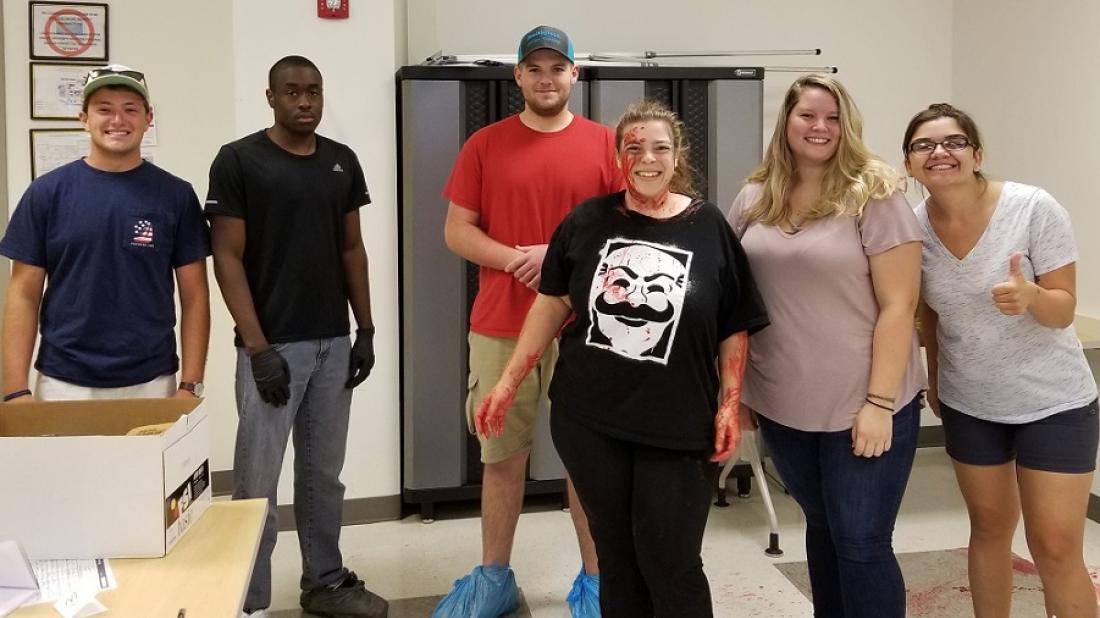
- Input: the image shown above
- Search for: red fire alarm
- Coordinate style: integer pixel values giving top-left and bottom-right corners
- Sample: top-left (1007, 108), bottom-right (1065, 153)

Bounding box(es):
top-left (318, 0), bottom-right (349, 19)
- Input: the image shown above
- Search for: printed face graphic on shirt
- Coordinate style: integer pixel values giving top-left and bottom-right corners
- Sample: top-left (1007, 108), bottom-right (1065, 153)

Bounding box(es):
top-left (587, 239), bottom-right (692, 364)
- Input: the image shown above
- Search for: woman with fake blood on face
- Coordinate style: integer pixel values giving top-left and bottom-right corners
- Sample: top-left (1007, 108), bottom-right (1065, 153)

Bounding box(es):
top-left (475, 100), bottom-right (769, 617)
top-left (726, 74), bottom-right (926, 618)
top-left (904, 103), bottom-right (1098, 618)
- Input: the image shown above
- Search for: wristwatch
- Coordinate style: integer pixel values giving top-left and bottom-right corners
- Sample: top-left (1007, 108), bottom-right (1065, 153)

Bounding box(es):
top-left (178, 381), bottom-right (205, 397)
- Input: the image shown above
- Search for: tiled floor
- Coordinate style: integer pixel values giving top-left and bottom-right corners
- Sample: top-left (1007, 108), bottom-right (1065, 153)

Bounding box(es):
top-left (264, 447), bottom-right (1100, 616)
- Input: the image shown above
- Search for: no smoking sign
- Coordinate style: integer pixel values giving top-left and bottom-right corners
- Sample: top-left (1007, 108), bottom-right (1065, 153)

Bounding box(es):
top-left (30, 2), bottom-right (108, 61)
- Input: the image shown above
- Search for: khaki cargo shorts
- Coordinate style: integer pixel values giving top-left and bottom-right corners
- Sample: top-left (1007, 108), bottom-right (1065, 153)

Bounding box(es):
top-left (466, 331), bottom-right (559, 464)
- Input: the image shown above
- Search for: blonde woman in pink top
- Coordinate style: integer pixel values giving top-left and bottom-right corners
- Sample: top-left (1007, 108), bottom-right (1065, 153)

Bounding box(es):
top-left (727, 74), bottom-right (926, 618)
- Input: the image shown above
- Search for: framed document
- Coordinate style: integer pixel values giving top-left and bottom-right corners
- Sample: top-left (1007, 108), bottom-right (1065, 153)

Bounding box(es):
top-left (30, 128), bottom-right (88, 178)
top-left (30, 62), bottom-right (89, 119)
top-left (29, 2), bottom-right (109, 62)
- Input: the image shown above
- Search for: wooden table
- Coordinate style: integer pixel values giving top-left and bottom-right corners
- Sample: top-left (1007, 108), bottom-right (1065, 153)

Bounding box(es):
top-left (15, 498), bottom-right (266, 617)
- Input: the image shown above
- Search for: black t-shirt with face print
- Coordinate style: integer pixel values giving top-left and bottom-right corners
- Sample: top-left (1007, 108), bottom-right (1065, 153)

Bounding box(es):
top-left (541, 191), bottom-right (769, 451)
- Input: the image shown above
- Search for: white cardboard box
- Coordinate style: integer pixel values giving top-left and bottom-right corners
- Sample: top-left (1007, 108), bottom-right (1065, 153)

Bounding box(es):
top-left (0, 398), bottom-right (212, 559)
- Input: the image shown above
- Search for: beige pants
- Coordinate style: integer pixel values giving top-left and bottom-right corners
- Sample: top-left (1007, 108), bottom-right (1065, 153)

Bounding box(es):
top-left (465, 332), bottom-right (559, 464)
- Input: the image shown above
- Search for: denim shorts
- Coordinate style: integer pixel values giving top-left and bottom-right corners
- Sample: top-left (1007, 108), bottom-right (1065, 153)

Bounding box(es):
top-left (941, 399), bottom-right (1099, 473)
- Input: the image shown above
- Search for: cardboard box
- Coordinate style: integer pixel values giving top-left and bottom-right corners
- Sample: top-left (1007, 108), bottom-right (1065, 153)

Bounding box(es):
top-left (0, 398), bottom-right (212, 559)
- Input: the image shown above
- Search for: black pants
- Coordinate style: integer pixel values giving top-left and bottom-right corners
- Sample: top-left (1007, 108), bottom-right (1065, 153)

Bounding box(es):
top-left (551, 410), bottom-right (716, 618)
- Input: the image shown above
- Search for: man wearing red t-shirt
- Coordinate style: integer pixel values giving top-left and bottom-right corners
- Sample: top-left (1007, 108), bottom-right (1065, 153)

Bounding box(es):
top-left (434, 26), bottom-right (622, 618)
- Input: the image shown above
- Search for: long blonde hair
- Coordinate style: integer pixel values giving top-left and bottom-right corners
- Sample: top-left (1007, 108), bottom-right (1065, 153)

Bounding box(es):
top-left (745, 74), bottom-right (901, 225)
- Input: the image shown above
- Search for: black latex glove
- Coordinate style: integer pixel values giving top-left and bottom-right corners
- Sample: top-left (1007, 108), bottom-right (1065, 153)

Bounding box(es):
top-left (346, 327), bottom-right (375, 388)
top-left (250, 347), bottom-right (290, 407)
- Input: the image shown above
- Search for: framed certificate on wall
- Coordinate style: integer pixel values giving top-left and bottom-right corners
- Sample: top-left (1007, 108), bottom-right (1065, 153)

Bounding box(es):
top-left (30, 62), bottom-right (89, 119)
top-left (30, 128), bottom-right (88, 178)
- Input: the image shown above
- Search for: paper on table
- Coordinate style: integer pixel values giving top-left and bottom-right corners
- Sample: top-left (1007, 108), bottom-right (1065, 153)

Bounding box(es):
top-left (0, 538), bottom-right (38, 616)
top-left (28, 559), bottom-right (115, 607)
top-left (53, 592), bottom-right (106, 618)
top-left (0, 589), bottom-right (39, 617)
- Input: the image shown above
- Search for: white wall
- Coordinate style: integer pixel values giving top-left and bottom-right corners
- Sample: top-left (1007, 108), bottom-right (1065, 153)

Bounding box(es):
top-left (3, 0), bottom-right (234, 211)
top-left (228, 1), bottom-right (402, 502)
top-left (953, 0), bottom-right (1100, 490)
top-left (411, 0), bottom-right (954, 183)
top-left (394, 0), bottom-right (410, 67)
top-left (953, 0), bottom-right (1100, 317)
top-left (951, 0), bottom-right (1100, 490)
top-left (3, 0), bottom-right (402, 503)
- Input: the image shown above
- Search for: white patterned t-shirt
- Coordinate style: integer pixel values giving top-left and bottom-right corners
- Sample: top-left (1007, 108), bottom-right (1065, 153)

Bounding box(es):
top-left (917, 181), bottom-right (1097, 422)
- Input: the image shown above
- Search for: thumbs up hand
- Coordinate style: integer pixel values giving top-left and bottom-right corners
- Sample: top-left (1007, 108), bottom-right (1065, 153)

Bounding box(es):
top-left (991, 251), bottom-right (1039, 315)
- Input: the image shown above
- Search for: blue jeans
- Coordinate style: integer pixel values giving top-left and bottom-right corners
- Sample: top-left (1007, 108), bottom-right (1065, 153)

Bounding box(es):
top-left (757, 396), bottom-right (921, 618)
top-left (233, 337), bottom-right (353, 611)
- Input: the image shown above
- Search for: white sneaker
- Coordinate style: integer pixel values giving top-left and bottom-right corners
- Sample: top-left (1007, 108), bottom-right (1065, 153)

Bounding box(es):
top-left (240, 610), bottom-right (266, 618)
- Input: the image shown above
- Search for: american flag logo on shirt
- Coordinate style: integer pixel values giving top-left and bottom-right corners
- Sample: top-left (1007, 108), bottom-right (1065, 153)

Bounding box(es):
top-left (132, 219), bottom-right (155, 247)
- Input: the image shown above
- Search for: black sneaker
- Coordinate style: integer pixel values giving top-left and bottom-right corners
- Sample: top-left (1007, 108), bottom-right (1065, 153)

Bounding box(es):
top-left (300, 571), bottom-right (389, 618)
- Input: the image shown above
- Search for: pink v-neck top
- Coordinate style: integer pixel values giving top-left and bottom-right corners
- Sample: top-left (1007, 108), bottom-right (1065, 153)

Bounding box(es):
top-left (728, 183), bottom-right (927, 431)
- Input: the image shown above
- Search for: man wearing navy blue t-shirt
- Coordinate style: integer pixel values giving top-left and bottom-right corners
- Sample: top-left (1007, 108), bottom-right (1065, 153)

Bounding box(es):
top-left (0, 65), bottom-right (210, 403)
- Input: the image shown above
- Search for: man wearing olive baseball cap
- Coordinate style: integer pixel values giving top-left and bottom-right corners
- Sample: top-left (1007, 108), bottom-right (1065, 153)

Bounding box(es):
top-left (81, 64), bottom-right (151, 104)
top-left (0, 64), bottom-right (210, 404)
top-left (433, 25), bottom-right (619, 618)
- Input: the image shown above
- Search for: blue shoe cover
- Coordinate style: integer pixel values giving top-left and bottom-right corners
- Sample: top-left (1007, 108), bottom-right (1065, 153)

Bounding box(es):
top-left (432, 564), bottom-right (519, 618)
top-left (566, 566), bottom-right (600, 618)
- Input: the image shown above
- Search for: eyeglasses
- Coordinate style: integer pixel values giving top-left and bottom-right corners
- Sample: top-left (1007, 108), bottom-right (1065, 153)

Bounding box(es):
top-left (907, 135), bottom-right (972, 155)
top-left (84, 68), bottom-right (146, 85)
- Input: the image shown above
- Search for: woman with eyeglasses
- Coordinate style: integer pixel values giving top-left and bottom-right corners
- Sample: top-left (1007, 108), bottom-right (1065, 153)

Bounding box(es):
top-left (904, 103), bottom-right (1098, 618)
top-left (727, 74), bottom-right (926, 618)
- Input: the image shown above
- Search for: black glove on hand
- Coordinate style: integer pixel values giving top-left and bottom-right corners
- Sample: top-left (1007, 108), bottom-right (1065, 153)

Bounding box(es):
top-left (250, 347), bottom-right (290, 407)
top-left (346, 327), bottom-right (375, 388)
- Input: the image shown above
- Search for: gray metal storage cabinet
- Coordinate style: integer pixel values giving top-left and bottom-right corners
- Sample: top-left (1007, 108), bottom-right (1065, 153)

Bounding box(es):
top-left (397, 64), bottom-right (763, 520)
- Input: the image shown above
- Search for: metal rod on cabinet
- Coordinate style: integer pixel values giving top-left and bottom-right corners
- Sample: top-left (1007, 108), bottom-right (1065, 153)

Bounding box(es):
top-left (764, 66), bottom-right (838, 73)
top-left (423, 48), bottom-right (825, 66)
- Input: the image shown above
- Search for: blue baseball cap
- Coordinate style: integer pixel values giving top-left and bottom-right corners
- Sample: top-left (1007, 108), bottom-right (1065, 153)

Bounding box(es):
top-left (517, 25), bottom-right (574, 63)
